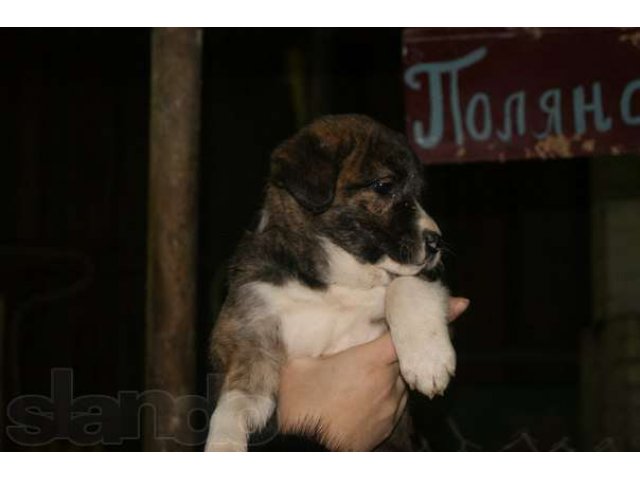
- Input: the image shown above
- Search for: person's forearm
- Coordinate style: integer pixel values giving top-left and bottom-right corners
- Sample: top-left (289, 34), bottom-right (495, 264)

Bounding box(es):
top-left (248, 414), bottom-right (329, 451)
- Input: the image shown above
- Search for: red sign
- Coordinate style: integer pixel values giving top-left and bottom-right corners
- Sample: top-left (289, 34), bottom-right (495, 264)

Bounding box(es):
top-left (403, 28), bottom-right (640, 164)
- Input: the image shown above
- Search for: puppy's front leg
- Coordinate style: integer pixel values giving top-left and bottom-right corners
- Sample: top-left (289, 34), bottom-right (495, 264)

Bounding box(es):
top-left (385, 277), bottom-right (455, 398)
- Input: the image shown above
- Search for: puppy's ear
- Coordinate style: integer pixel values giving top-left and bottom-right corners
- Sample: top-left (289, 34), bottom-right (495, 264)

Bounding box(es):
top-left (270, 130), bottom-right (348, 214)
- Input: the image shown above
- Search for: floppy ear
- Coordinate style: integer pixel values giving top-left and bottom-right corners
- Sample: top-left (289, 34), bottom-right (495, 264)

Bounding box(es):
top-left (270, 130), bottom-right (347, 214)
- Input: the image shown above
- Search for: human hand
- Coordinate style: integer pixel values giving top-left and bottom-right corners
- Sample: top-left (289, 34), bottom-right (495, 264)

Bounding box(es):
top-left (278, 331), bottom-right (403, 451)
top-left (277, 296), bottom-right (469, 451)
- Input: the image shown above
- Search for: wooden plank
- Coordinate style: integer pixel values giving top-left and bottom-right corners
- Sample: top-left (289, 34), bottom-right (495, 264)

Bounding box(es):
top-left (145, 27), bottom-right (202, 451)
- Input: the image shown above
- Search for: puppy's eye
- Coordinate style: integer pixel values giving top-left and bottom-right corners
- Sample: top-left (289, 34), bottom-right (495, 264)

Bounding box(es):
top-left (370, 179), bottom-right (394, 195)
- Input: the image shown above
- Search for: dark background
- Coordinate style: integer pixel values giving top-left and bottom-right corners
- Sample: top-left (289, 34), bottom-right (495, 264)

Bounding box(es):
top-left (1, 28), bottom-right (592, 451)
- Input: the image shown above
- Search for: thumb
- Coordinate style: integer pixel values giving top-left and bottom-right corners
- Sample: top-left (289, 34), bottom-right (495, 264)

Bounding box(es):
top-left (355, 332), bottom-right (398, 365)
top-left (448, 297), bottom-right (470, 323)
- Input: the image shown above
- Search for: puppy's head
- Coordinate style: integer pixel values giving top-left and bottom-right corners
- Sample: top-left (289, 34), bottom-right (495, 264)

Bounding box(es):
top-left (270, 114), bottom-right (442, 276)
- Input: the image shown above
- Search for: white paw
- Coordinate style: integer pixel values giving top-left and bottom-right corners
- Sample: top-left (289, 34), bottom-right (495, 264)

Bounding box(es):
top-left (205, 439), bottom-right (247, 452)
top-left (398, 332), bottom-right (456, 398)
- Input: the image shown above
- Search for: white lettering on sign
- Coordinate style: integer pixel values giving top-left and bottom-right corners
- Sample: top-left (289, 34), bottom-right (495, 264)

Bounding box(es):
top-left (621, 79), bottom-right (640, 126)
top-left (496, 91), bottom-right (526, 141)
top-left (572, 82), bottom-right (612, 134)
top-left (405, 47), bottom-right (640, 150)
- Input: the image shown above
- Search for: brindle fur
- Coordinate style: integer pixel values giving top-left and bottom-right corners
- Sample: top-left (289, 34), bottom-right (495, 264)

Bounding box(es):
top-left (209, 114), bottom-right (442, 451)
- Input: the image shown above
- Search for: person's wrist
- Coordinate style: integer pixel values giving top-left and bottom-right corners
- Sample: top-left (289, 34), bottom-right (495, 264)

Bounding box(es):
top-left (280, 414), bottom-right (340, 450)
top-left (278, 358), bottom-right (349, 450)
top-left (278, 359), bottom-right (322, 433)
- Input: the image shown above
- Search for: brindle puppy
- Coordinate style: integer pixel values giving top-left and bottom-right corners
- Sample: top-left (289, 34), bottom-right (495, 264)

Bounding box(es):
top-left (205, 114), bottom-right (454, 451)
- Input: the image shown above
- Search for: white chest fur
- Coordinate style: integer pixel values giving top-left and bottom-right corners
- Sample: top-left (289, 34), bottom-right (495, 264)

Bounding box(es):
top-left (252, 281), bottom-right (389, 357)
top-left (251, 239), bottom-right (398, 357)
top-left (205, 239), bottom-right (456, 451)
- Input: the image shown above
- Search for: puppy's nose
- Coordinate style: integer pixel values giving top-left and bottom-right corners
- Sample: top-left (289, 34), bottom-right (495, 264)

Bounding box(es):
top-left (424, 230), bottom-right (442, 255)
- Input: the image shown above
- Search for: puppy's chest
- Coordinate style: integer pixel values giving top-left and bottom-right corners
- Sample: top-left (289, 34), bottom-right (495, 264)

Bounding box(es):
top-left (253, 282), bottom-right (388, 357)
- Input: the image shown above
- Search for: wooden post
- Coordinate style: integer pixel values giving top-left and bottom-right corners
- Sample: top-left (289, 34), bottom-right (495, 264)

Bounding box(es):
top-left (582, 156), bottom-right (640, 450)
top-left (145, 27), bottom-right (202, 451)
top-left (0, 297), bottom-right (4, 450)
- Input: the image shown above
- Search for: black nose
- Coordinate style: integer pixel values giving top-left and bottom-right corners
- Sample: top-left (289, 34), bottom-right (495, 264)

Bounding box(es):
top-left (424, 231), bottom-right (442, 254)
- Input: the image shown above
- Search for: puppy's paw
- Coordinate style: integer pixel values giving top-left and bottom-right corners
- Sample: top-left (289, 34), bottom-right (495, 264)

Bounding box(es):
top-left (205, 439), bottom-right (247, 452)
top-left (398, 333), bottom-right (456, 398)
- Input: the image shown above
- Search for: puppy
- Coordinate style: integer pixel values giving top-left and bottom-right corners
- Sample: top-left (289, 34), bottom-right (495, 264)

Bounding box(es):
top-left (205, 114), bottom-right (454, 451)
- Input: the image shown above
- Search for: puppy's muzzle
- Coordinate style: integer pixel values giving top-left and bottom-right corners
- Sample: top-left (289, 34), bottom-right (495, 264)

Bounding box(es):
top-left (423, 230), bottom-right (442, 256)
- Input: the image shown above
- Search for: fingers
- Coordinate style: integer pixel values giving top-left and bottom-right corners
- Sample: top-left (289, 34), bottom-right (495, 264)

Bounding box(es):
top-left (448, 297), bottom-right (470, 323)
top-left (355, 332), bottom-right (398, 365)
top-left (386, 376), bottom-right (407, 425)
top-left (394, 375), bottom-right (405, 396)
top-left (393, 388), bottom-right (408, 423)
